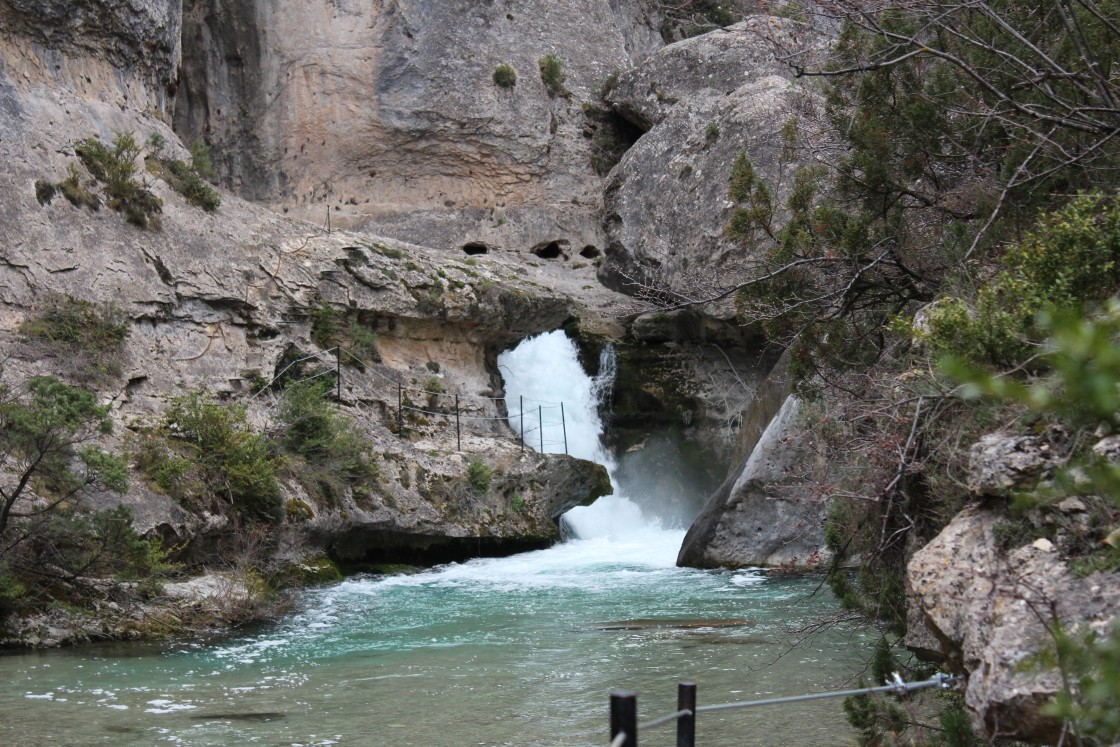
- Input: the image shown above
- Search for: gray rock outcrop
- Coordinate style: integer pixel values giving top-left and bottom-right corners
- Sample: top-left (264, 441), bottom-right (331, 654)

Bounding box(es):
top-left (908, 506), bottom-right (1120, 743)
top-left (678, 388), bottom-right (830, 569)
top-left (600, 17), bottom-right (823, 304)
top-left (0, 5), bottom-right (619, 580)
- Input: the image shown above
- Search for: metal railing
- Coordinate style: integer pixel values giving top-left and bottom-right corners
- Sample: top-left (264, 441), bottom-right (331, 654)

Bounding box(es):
top-left (245, 345), bottom-right (570, 454)
top-left (608, 673), bottom-right (962, 747)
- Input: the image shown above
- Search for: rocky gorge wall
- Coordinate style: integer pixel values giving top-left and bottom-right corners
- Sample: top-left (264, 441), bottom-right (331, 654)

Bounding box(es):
top-left (174, 0), bottom-right (663, 258)
top-left (0, 0), bottom-right (811, 645)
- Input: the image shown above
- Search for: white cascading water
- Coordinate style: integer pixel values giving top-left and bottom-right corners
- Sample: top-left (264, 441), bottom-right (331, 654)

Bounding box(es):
top-left (498, 330), bottom-right (677, 547)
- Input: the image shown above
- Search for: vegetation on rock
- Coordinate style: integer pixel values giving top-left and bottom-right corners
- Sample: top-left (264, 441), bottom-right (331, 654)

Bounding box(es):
top-left (492, 63), bottom-right (517, 88)
top-left (537, 53), bottom-right (567, 96)
top-left (74, 132), bottom-right (162, 228)
top-left (19, 294), bottom-right (130, 387)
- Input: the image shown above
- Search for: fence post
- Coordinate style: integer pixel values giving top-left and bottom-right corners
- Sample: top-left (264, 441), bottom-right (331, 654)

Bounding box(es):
top-left (610, 691), bottom-right (637, 747)
top-left (335, 347), bottom-right (341, 402)
top-left (538, 405), bottom-right (544, 453)
top-left (561, 402), bottom-right (568, 455)
top-left (520, 395), bottom-right (525, 453)
top-left (327, 205), bottom-right (331, 234)
top-left (455, 394), bottom-right (461, 452)
top-left (397, 383), bottom-right (403, 438)
top-left (677, 682), bottom-right (696, 747)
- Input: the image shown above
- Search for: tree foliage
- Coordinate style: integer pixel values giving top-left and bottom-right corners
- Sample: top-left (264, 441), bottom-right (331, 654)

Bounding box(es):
top-left (0, 373), bottom-right (151, 612)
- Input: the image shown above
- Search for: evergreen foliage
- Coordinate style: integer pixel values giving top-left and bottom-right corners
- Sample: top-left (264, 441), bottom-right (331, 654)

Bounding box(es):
top-left (492, 63), bottom-right (517, 88)
top-left (20, 294), bottom-right (130, 387)
top-left (137, 389), bottom-right (284, 523)
top-left (75, 132), bottom-right (163, 228)
top-left (538, 53), bottom-right (566, 96)
top-left (0, 373), bottom-right (154, 614)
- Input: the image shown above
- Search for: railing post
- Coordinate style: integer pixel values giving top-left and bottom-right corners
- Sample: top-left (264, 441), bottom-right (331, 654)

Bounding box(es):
top-left (677, 682), bottom-right (696, 747)
top-left (397, 383), bottom-right (403, 438)
top-left (520, 395), bottom-right (525, 452)
top-left (538, 405), bottom-right (544, 452)
top-left (561, 402), bottom-right (568, 455)
top-left (610, 691), bottom-right (637, 747)
top-left (335, 346), bottom-right (341, 402)
top-left (455, 394), bottom-right (461, 451)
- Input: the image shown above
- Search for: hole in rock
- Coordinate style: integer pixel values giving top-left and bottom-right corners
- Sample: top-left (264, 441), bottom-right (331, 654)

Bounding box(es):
top-left (462, 242), bottom-right (492, 256)
top-left (579, 245), bottom-right (601, 259)
top-left (530, 240), bottom-right (567, 259)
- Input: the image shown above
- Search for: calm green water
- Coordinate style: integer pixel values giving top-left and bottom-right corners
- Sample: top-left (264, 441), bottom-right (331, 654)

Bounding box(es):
top-left (0, 521), bottom-right (868, 747)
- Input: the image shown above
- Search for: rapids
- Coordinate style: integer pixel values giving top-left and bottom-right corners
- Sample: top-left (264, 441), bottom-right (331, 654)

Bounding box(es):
top-left (0, 331), bottom-right (868, 746)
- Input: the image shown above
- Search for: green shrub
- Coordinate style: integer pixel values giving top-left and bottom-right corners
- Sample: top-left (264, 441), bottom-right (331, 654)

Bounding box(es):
top-left (274, 378), bottom-right (379, 505)
top-left (75, 132), bottom-right (162, 229)
top-left (925, 193), bottom-right (1120, 367)
top-left (147, 138), bottom-right (220, 212)
top-left (57, 163), bottom-right (100, 210)
top-left (538, 53), bottom-right (566, 95)
top-left (493, 63), bottom-right (517, 88)
top-left (705, 121), bottom-right (720, 143)
top-left (166, 158), bottom-right (220, 211)
top-left (19, 295), bottom-right (130, 386)
top-left (467, 457), bottom-right (492, 494)
top-left (138, 389), bottom-right (283, 522)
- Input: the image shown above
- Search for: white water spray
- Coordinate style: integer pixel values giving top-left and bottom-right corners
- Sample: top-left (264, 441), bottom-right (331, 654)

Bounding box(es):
top-left (498, 331), bottom-right (677, 544)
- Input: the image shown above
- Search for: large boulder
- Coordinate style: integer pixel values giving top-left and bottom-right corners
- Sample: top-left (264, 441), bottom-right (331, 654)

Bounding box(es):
top-left (908, 507), bottom-right (1120, 743)
top-left (600, 16), bottom-right (824, 305)
top-left (678, 393), bottom-right (830, 569)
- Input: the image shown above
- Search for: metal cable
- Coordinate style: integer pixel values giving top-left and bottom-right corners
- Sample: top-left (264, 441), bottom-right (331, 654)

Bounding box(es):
top-left (638, 709), bottom-right (692, 731)
top-left (694, 674), bottom-right (961, 715)
top-left (607, 733), bottom-right (627, 747)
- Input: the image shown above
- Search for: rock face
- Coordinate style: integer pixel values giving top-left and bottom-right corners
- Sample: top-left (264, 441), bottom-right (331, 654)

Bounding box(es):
top-left (967, 433), bottom-right (1057, 499)
top-left (677, 371), bottom-right (830, 569)
top-left (908, 507), bottom-right (1120, 743)
top-left (0, 0), bottom-right (181, 111)
top-left (0, 5), bottom-right (619, 580)
top-left (174, 0), bottom-right (662, 257)
top-left (600, 17), bottom-right (822, 303)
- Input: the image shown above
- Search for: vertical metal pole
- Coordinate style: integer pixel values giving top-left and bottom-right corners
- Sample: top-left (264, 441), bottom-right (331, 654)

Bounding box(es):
top-left (561, 402), bottom-right (568, 455)
top-left (397, 383), bottom-right (403, 438)
top-left (455, 394), bottom-right (461, 452)
top-left (327, 205), bottom-right (331, 234)
top-left (520, 395), bottom-right (525, 452)
top-left (335, 346), bottom-right (341, 401)
top-left (610, 691), bottom-right (637, 747)
top-left (677, 682), bottom-right (696, 747)
top-left (538, 405), bottom-right (544, 453)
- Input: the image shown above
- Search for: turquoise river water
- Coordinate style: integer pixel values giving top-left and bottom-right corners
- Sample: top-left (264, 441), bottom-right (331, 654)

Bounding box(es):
top-left (0, 332), bottom-right (871, 746)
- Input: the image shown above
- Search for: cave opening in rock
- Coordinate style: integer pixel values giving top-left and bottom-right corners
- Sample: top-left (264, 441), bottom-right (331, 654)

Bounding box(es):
top-left (530, 240), bottom-right (566, 259)
top-left (579, 245), bottom-right (601, 259)
top-left (462, 242), bottom-right (491, 255)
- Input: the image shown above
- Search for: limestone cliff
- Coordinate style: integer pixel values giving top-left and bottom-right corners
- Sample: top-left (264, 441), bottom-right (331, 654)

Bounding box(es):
top-left (0, 0), bottom-right (621, 600)
top-left (174, 0), bottom-right (662, 258)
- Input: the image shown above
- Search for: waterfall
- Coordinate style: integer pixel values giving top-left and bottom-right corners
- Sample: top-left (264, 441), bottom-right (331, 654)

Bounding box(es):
top-left (498, 331), bottom-right (666, 542)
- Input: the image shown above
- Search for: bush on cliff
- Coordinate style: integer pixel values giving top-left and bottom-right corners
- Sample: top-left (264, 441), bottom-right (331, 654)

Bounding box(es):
top-left (136, 389), bottom-right (284, 523)
top-left (19, 294), bottom-right (130, 387)
top-left (75, 132), bottom-right (163, 229)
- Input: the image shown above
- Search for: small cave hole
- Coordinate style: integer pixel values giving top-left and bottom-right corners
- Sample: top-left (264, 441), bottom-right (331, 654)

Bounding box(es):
top-left (462, 242), bottom-right (492, 256)
top-left (579, 245), bottom-right (601, 259)
top-left (530, 240), bottom-right (567, 259)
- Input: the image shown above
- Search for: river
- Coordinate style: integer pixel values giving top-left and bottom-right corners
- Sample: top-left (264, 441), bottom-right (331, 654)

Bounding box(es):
top-left (0, 332), bottom-right (868, 746)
